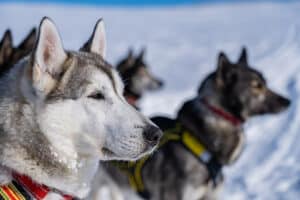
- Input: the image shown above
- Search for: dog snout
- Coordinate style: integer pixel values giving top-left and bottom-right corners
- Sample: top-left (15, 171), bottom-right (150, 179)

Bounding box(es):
top-left (143, 125), bottom-right (162, 145)
top-left (266, 92), bottom-right (291, 114)
top-left (157, 79), bottom-right (164, 88)
top-left (277, 95), bottom-right (291, 109)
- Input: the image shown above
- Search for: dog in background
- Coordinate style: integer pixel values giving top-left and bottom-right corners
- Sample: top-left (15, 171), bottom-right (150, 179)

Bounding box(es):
top-left (105, 48), bottom-right (290, 200)
top-left (116, 48), bottom-right (164, 107)
top-left (0, 28), bottom-right (36, 74)
top-left (0, 17), bottom-right (161, 199)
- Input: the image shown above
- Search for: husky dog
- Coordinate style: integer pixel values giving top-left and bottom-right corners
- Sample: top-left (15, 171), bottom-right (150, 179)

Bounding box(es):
top-left (0, 28), bottom-right (36, 74)
top-left (86, 48), bottom-right (164, 200)
top-left (116, 48), bottom-right (164, 106)
top-left (106, 48), bottom-right (290, 200)
top-left (0, 17), bottom-right (161, 199)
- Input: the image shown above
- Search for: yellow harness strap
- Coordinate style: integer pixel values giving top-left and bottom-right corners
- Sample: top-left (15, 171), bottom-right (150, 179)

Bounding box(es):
top-left (181, 131), bottom-right (212, 162)
top-left (117, 124), bottom-right (211, 194)
top-left (127, 157), bottom-right (148, 192)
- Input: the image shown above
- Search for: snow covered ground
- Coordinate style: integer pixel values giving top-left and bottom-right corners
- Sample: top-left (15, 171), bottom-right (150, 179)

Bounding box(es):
top-left (0, 2), bottom-right (299, 199)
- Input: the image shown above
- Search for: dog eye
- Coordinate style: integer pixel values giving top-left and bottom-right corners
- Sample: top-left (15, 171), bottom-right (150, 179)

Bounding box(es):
top-left (251, 81), bottom-right (263, 89)
top-left (88, 92), bottom-right (105, 100)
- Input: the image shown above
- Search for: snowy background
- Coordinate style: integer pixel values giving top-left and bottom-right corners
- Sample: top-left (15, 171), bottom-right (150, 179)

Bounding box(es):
top-left (0, 1), bottom-right (299, 199)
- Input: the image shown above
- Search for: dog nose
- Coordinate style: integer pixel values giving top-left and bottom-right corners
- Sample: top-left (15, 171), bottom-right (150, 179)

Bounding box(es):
top-left (157, 80), bottom-right (164, 87)
top-left (278, 96), bottom-right (291, 108)
top-left (143, 125), bottom-right (162, 145)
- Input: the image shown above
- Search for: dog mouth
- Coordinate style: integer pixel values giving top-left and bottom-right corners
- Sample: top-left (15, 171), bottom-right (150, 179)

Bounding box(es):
top-left (101, 147), bottom-right (117, 158)
top-left (101, 144), bottom-right (156, 161)
top-left (101, 146), bottom-right (141, 161)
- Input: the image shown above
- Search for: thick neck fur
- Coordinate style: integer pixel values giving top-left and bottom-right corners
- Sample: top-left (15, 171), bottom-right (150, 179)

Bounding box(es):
top-left (0, 59), bottom-right (98, 198)
top-left (178, 73), bottom-right (245, 165)
top-left (198, 73), bottom-right (238, 117)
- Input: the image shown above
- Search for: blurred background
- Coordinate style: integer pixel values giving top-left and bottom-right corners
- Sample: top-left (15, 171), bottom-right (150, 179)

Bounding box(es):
top-left (0, 0), bottom-right (299, 199)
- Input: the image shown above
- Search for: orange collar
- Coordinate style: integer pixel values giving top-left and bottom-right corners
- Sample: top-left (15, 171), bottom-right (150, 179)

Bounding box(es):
top-left (200, 98), bottom-right (243, 126)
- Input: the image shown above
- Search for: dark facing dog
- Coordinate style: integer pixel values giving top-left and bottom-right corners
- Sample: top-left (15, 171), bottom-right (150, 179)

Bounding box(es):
top-left (0, 28), bottom-right (36, 75)
top-left (116, 48), bottom-right (164, 106)
top-left (106, 48), bottom-right (290, 200)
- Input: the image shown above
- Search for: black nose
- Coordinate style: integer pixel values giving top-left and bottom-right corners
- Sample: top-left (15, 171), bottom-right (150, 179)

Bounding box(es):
top-left (157, 79), bottom-right (164, 88)
top-left (278, 96), bottom-right (291, 108)
top-left (143, 125), bottom-right (162, 145)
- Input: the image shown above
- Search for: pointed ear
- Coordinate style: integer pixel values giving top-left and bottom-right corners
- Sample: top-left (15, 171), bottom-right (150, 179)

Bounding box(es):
top-left (217, 52), bottom-right (230, 70)
top-left (136, 47), bottom-right (146, 60)
top-left (126, 48), bottom-right (135, 65)
top-left (31, 17), bottom-right (67, 96)
top-left (0, 29), bottom-right (13, 64)
top-left (116, 48), bottom-right (135, 73)
top-left (216, 52), bottom-right (234, 85)
top-left (18, 27), bottom-right (36, 51)
top-left (81, 19), bottom-right (106, 58)
top-left (127, 48), bottom-right (133, 59)
top-left (238, 46), bottom-right (248, 65)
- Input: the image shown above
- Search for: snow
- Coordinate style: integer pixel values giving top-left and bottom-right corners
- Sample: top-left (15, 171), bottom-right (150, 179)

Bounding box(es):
top-left (0, 2), bottom-right (299, 199)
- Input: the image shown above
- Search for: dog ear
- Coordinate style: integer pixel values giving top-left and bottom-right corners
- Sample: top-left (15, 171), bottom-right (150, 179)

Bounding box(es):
top-left (116, 48), bottom-right (135, 73)
top-left (217, 51), bottom-right (230, 71)
top-left (127, 48), bottom-right (134, 59)
top-left (126, 48), bottom-right (135, 65)
top-left (238, 47), bottom-right (248, 65)
top-left (136, 47), bottom-right (146, 61)
top-left (0, 29), bottom-right (13, 65)
top-left (31, 17), bottom-right (67, 96)
top-left (81, 19), bottom-right (106, 58)
top-left (18, 27), bottom-right (36, 52)
top-left (216, 52), bottom-right (235, 86)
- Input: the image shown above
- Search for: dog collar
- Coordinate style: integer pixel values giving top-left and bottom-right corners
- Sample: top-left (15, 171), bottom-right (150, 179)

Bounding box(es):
top-left (0, 172), bottom-right (74, 200)
top-left (200, 98), bottom-right (243, 126)
top-left (124, 90), bottom-right (141, 107)
top-left (125, 94), bottom-right (139, 106)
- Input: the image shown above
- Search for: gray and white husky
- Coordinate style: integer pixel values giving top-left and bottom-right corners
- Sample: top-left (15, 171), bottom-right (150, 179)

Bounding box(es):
top-left (0, 17), bottom-right (161, 199)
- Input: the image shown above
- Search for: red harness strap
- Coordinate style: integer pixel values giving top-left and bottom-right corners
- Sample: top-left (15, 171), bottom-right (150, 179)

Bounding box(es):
top-left (12, 173), bottom-right (74, 200)
top-left (200, 98), bottom-right (243, 126)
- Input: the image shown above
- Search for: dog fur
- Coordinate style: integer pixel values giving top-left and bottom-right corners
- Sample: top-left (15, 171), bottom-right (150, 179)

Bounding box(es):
top-left (105, 48), bottom-right (290, 200)
top-left (0, 17), bottom-right (161, 199)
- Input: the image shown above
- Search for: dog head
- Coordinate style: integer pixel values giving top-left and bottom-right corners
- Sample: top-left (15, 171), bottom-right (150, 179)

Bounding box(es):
top-left (116, 48), bottom-right (164, 97)
top-left (201, 48), bottom-right (290, 120)
top-left (0, 28), bottom-right (36, 73)
top-left (21, 18), bottom-right (162, 162)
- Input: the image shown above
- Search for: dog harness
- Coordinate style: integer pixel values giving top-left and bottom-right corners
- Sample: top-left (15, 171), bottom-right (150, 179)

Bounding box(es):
top-left (114, 123), bottom-right (220, 199)
top-left (115, 98), bottom-right (241, 199)
top-left (0, 173), bottom-right (74, 200)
